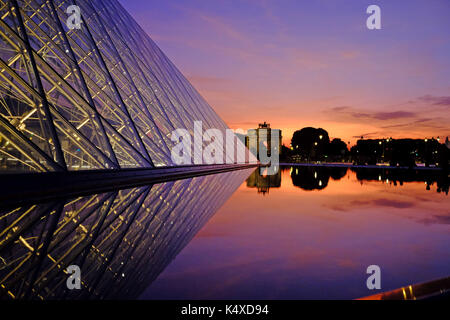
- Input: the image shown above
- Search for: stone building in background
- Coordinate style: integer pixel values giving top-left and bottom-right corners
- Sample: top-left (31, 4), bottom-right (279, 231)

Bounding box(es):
top-left (245, 122), bottom-right (282, 160)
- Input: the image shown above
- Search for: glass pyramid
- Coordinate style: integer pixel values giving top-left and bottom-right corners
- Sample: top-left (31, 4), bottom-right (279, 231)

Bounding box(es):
top-left (0, 0), bottom-right (247, 172)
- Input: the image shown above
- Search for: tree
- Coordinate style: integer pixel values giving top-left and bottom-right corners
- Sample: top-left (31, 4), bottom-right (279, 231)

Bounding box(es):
top-left (280, 144), bottom-right (292, 161)
top-left (291, 127), bottom-right (329, 161)
top-left (327, 138), bottom-right (348, 161)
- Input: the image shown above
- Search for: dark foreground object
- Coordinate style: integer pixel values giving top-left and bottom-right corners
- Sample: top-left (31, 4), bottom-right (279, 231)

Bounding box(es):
top-left (359, 276), bottom-right (450, 300)
top-left (0, 164), bottom-right (257, 208)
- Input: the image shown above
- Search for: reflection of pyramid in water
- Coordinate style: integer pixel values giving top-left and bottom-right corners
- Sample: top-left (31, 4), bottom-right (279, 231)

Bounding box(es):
top-left (0, 0), bottom-right (236, 172)
top-left (0, 168), bottom-right (253, 299)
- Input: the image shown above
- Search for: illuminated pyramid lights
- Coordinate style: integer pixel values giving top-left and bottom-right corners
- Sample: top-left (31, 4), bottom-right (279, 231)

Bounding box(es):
top-left (0, 0), bottom-right (245, 172)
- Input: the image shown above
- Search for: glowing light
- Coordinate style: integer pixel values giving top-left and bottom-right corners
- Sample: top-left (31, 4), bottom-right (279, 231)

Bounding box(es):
top-left (20, 109), bottom-right (37, 123)
top-left (76, 118), bottom-right (90, 130)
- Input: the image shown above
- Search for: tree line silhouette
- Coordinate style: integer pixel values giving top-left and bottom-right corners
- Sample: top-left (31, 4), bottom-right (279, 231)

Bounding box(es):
top-left (282, 127), bottom-right (449, 171)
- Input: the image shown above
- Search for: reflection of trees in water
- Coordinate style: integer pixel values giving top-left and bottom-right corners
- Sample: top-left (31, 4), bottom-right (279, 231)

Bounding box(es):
top-left (352, 168), bottom-right (449, 195)
top-left (290, 166), bottom-right (347, 191)
top-left (285, 165), bottom-right (449, 194)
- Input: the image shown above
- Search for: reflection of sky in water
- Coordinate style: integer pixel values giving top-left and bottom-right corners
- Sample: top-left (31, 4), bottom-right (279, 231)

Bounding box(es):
top-left (141, 167), bottom-right (449, 299)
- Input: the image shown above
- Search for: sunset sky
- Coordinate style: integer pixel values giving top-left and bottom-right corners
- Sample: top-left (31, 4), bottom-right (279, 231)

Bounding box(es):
top-left (119, 0), bottom-right (450, 146)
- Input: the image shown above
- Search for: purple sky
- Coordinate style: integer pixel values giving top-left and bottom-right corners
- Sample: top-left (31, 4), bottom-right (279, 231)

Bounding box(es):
top-left (119, 0), bottom-right (450, 145)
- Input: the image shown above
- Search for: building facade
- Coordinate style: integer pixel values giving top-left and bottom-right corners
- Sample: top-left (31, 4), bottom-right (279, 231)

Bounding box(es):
top-left (245, 122), bottom-right (282, 160)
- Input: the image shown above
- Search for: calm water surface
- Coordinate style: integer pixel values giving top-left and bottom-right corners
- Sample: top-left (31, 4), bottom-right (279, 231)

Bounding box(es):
top-left (1, 166), bottom-right (448, 299)
top-left (141, 166), bottom-right (449, 299)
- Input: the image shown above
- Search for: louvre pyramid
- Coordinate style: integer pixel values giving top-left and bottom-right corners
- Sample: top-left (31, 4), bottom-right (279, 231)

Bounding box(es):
top-left (0, 0), bottom-right (244, 172)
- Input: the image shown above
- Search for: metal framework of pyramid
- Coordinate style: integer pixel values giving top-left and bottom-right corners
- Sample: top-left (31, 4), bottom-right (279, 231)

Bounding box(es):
top-left (0, 0), bottom-right (239, 172)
